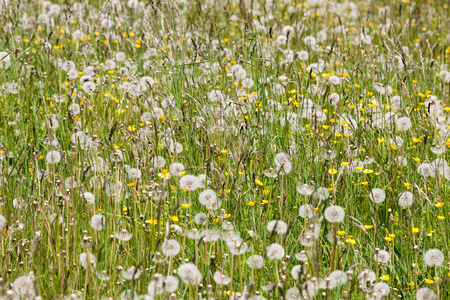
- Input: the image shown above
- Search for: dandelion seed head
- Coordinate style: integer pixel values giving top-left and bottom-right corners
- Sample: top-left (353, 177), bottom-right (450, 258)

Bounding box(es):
top-left (266, 243), bottom-right (285, 260)
top-left (313, 187), bottom-right (330, 200)
top-left (13, 276), bottom-right (35, 297)
top-left (416, 287), bottom-right (437, 300)
top-left (83, 192), bottom-right (95, 205)
top-left (424, 249), bottom-right (444, 267)
top-left (0, 214), bottom-right (6, 230)
top-left (198, 189), bottom-right (218, 208)
top-left (194, 212), bottom-right (208, 225)
top-left (122, 266), bottom-right (142, 281)
top-left (161, 239), bottom-right (181, 257)
top-left (213, 271), bottom-right (231, 285)
top-left (398, 191), bottom-right (414, 208)
top-left (328, 75), bottom-right (341, 85)
top-left (179, 174), bottom-right (199, 191)
top-left (82, 81), bottom-right (96, 94)
top-left (152, 156), bottom-right (166, 168)
top-left (46, 150), bottom-right (61, 164)
top-left (369, 188), bottom-right (386, 204)
top-left (177, 263), bottom-right (202, 285)
top-left (90, 214), bottom-right (105, 231)
top-left (372, 282), bottom-right (390, 297)
top-left (324, 205), bottom-right (345, 223)
top-left (396, 116), bottom-right (412, 131)
top-left (358, 269), bottom-right (376, 284)
top-left (169, 162), bottom-right (185, 176)
top-left (115, 229), bottom-right (133, 241)
top-left (127, 168), bottom-right (141, 179)
top-left (246, 255), bottom-right (265, 269)
top-left (285, 287), bottom-right (301, 299)
top-left (298, 204), bottom-right (316, 219)
top-left (327, 270), bottom-right (347, 289)
top-left (291, 265), bottom-right (303, 280)
top-left (375, 250), bottom-right (390, 263)
top-left (266, 220), bottom-right (288, 235)
top-left (79, 252), bottom-right (96, 269)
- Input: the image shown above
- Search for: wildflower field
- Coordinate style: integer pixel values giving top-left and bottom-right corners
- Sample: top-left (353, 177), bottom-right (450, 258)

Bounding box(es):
top-left (2, 0), bottom-right (450, 298)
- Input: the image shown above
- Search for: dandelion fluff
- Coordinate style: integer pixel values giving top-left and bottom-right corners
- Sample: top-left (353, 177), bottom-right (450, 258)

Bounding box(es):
top-left (46, 150), bottom-right (61, 164)
top-left (90, 214), bottom-right (105, 231)
top-left (152, 156), bottom-right (166, 168)
top-left (424, 249), bottom-right (444, 267)
top-left (83, 192), bottom-right (95, 205)
top-left (198, 189), bottom-right (218, 207)
top-left (297, 183), bottom-right (315, 196)
top-left (79, 252), bottom-right (96, 269)
top-left (177, 263), bottom-right (202, 285)
top-left (299, 204), bottom-right (316, 219)
top-left (0, 214), bottom-right (6, 230)
top-left (169, 162), bottom-right (185, 176)
top-left (374, 250), bottom-right (390, 263)
top-left (179, 175), bottom-right (199, 191)
top-left (416, 288), bottom-right (437, 300)
top-left (213, 272), bottom-right (231, 285)
top-left (327, 270), bottom-right (347, 289)
top-left (266, 243), bottom-right (285, 260)
top-left (373, 282), bottom-right (390, 297)
top-left (357, 269), bottom-right (376, 284)
top-left (324, 205), bottom-right (345, 223)
top-left (266, 220), bottom-right (288, 235)
top-left (246, 255), bottom-right (265, 269)
top-left (13, 276), bottom-right (35, 297)
top-left (127, 168), bottom-right (141, 179)
top-left (313, 187), bottom-right (329, 200)
top-left (161, 239), bottom-right (181, 257)
top-left (369, 188), bottom-right (386, 204)
top-left (398, 191), bottom-right (414, 208)
top-left (396, 116), bottom-right (412, 131)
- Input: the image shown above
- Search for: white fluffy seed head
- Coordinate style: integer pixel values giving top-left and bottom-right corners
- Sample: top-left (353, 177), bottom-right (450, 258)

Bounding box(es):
top-left (152, 156), bottom-right (166, 168)
top-left (198, 189), bottom-right (218, 208)
top-left (266, 220), bottom-right (288, 235)
top-left (328, 93), bottom-right (340, 105)
top-left (213, 271), bottom-right (231, 285)
top-left (396, 116), bottom-right (412, 131)
top-left (298, 204), bottom-right (316, 219)
top-left (0, 214), bottom-right (7, 230)
top-left (13, 276), bottom-right (35, 297)
top-left (373, 282), bottom-right (390, 297)
top-left (169, 162), bottom-right (185, 176)
top-left (79, 252), bottom-right (96, 269)
top-left (161, 239), bottom-right (181, 257)
top-left (83, 192), bottom-right (95, 205)
top-left (369, 188), bottom-right (386, 204)
top-left (374, 250), bottom-right (390, 263)
top-left (398, 191), bottom-right (414, 208)
top-left (46, 150), bottom-right (61, 164)
top-left (266, 243), bottom-right (285, 260)
top-left (357, 269), bottom-right (376, 284)
top-left (127, 168), bottom-right (141, 179)
top-left (90, 214), bottom-right (105, 231)
top-left (246, 255), bottom-right (265, 269)
top-left (324, 205), bottom-right (345, 223)
top-left (424, 249), bottom-right (444, 267)
top-left (297, 184), bottom-right (315, 196)
top-left (179, 175), bottom-right (199, 191)
top-left (327, 270), bottom-right (347, 289)
top-left (177, 263), bottom-right (202, 285)
top-left (416, 287), bottom-right (437, 300)
top-left (313, 187), bottom-right (329, 200)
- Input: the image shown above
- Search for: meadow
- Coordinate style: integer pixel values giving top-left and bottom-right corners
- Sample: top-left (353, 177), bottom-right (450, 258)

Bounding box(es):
top-left (0, 0), bottom-right (449, 299)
